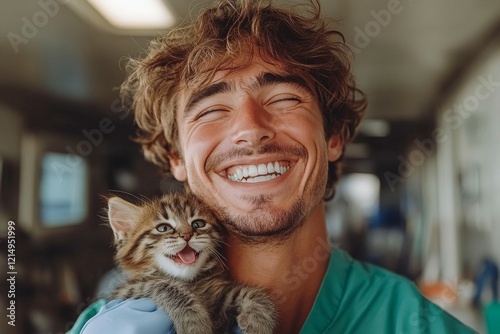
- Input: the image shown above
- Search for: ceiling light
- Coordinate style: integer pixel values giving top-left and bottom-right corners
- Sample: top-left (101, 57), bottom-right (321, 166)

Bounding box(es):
top-left (86, 0), bottom-right (175, 30)
top-left (359, 119), bottom-right (391, 137)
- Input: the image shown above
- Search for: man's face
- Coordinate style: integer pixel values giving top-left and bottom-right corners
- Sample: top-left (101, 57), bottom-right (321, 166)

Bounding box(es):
top-left (169, 55), bottom-right (342, 241)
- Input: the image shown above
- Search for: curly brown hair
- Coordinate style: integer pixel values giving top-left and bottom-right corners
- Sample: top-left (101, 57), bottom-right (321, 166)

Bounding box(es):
top-left (121, 0), bottom-right (366, 200)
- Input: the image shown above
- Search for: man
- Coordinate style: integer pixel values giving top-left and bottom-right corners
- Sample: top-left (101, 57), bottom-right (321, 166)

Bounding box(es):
top-left (70, 0), bottom-right (476, 333)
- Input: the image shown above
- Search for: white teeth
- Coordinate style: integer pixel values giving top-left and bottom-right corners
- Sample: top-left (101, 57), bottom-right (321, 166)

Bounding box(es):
top-left (247, 176), bottom-right (267, 183)
top-left (248, 165), bottom-right (259, 176)
top-left (227, 161), bottom-right (290, 183)
top-left (258, 164), bottom-right (267, 175)
top-left (267, 162), bottom-right (274, 173)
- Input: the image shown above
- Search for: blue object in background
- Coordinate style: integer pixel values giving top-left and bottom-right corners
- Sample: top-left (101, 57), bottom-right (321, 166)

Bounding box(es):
top-left (473, 258), bottom-right (498, 306)
top-left (472, 258), bottom-right (499, 334)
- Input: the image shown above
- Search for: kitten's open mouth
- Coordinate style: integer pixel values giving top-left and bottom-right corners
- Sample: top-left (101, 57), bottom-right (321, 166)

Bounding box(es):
top-left (169, 245), bottom-right (199, 265)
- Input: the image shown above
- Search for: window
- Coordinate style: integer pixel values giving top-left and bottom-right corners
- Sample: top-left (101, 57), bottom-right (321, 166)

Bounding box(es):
top-left (39, 152), bottom-right (88, 227)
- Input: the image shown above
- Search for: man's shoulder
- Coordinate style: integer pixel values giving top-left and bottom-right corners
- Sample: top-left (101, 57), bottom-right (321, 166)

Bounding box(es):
top-left (306, 248), bottom-right (477, 333)
top-left (326, 248), bottom-right (423, 308)
top-left (336, 248), bottom-right (417, 291)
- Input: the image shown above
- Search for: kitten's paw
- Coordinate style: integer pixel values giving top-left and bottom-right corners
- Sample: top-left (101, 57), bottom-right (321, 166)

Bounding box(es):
top-left (169, 305), bottom-right (214, 334)
top-left (235, 288), bottom-right (276, 334)
top-left (237, 313), bottom-right (275, 334)
top-left (236, 307), bottom-right (275, 334)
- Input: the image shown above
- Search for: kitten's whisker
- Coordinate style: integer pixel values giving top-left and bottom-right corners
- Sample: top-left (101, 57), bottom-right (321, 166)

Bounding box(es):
top-left (206, 245), bottom-right (228, 270)
top-left (214, 255), bottom-right (228, 271)
top-left (212, 238), bottom-right (230, 248)
top-left (97, 213), bottom-right (109, 222)
top-left (209, 247), bottom-right (227, 262)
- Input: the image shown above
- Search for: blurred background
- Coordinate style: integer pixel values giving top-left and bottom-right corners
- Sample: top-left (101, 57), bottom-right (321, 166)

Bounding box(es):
top-left (1, 0), bottom-right (499, 333)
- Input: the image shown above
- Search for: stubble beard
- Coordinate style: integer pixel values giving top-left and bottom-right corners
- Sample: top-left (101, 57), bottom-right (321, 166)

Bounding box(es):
top-left (214, 195), bottom-right (308, 245)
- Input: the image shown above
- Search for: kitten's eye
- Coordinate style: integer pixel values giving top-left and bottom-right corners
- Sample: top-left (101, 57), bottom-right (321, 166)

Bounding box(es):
top-left (156, 223), bottom-right (173, 233)
top-left (191, 220), bottom-right (206, 229)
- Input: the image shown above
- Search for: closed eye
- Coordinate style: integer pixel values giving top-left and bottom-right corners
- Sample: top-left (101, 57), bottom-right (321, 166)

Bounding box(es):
top-left (268, 95), bottom-right (302, 109)
top-left (194, 107), bottom-right (228, 121)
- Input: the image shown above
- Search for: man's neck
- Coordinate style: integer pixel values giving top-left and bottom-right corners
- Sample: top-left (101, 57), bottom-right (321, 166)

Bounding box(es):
top-left (224, 203), bottom-right (331, 334)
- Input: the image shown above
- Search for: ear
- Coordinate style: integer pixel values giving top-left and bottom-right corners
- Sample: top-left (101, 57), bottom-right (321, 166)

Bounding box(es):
top-left (168, 153), bottom-right (187, 181)
top-left (107, 197), bottom-right (141, 242)
top-left (327, 135), bottom-right (343, 162)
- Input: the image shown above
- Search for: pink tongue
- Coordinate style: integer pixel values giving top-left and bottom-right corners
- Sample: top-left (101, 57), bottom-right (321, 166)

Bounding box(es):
top-left (177, 246), bottom-right (196, 264)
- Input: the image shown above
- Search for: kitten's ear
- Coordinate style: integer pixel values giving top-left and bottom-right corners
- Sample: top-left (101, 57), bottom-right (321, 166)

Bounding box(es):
top-left (107, 197), bottom-right (140, 241)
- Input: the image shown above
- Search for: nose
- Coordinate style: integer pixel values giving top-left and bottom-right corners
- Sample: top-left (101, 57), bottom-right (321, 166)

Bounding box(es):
top-left (180, 232), bottom-right (192, 241)
top-left (231, 99), bottom-right (275, 146)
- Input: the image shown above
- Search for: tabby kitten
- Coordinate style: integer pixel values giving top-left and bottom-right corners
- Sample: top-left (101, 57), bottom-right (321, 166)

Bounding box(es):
top-left (107, 192), bottom-right (276, 334)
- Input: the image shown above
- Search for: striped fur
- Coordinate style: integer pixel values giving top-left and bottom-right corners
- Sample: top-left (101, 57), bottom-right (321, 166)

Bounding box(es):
top-left (107, 193), bottom-right (276, 334)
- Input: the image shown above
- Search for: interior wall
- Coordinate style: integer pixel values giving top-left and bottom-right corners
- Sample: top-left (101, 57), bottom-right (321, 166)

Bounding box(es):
top-left (401, 35), bottom-right (500, 289)
top-left (436, 40), bottom-right (500, 276)
top-left (0, 105), bottom-right (22, 160)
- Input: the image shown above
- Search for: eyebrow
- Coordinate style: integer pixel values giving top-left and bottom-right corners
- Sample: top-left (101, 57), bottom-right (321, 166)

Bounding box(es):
top-left (184, 82), bottom-right (232, 117)
top-left (183, 72), bottom-right (313, 118)
top-left (253, 72), bottom-right (313, 95)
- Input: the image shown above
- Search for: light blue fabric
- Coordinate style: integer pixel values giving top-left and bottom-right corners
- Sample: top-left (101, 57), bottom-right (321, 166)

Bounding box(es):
top-left (80, 299), bottom-right (175, 334)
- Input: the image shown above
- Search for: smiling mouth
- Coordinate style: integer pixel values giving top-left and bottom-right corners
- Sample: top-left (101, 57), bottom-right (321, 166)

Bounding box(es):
top-left (226, 161), bottom-right (290, 183)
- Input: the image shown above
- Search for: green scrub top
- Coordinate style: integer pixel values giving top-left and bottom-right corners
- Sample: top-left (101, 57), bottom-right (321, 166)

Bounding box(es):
top-left (300, 249), bottom-right (477, 333)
